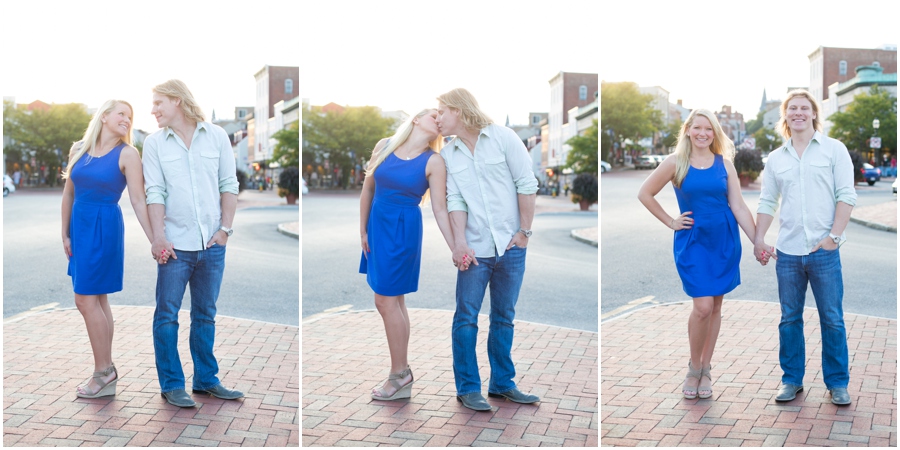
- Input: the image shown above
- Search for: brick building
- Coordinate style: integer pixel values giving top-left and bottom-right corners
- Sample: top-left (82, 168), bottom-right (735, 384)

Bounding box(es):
top-left (253, 65), bottom-right (299, 167)
top-left (547, 71), bottom-right (598, 169)
top-left (808, 45), bottom-right (897, 108)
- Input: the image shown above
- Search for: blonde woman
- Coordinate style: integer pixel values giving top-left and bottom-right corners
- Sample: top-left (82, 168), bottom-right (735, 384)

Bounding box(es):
top-left (359, 109), bottom-right (455, 401)
top-left (61, 100), bottom-right (154, 398)
top-left (638, 109), bottom-right (757, 400)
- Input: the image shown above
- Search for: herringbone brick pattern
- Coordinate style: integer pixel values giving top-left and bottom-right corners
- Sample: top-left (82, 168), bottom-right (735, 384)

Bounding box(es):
top-left (601, 301), bottom-right (897, 446)
top-left (3, 306), bottom-right (299, 446)
top-left (302, 309), bottom-right (598, 446)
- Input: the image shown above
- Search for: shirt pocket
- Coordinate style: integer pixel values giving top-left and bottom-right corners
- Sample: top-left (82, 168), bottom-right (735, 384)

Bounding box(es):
top-left (484, 157), bottom-right (509, 180)
top-left (448, 162), bottom-right (473, 187)
top-left (160, 152), bottom-right (184, 180)
top-left (775, 163), bottom-right (797, 190)
top-left (808, 157), bottom-right (833, 185)
top-left (200, 150), bottom-right (220, 178)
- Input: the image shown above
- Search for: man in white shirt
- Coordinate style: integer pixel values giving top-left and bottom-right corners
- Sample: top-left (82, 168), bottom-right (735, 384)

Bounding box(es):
top-left (143, 80), bottom-right (242, 408)
top-left (436, 88), bottom-right (540, 411)
top-left (754, 89), bottom-right (856, 406)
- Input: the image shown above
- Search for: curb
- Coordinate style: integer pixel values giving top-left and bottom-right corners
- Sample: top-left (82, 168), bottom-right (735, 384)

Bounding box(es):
top-left (849, 216), bottom-right (897, 232)
top-left (277, 222), bottom-right (299, 239)
top-left (570, 229), bottom-right (598, 247)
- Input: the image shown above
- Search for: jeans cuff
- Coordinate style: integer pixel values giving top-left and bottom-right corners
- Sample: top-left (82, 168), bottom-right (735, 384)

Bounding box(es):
top-left (456, 389), bottom-right (481, 396)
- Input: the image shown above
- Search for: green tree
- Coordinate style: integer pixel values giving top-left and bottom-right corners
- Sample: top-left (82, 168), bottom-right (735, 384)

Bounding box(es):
top-left (753, 126), bottom-right (783, 154)
top-left (3, 101), bottom-right (91, 186)
top-left (744, 110), bottom-right (766, 135)
top-left (565, 119), bottom-right (598, 175)
top-left (303, 105), bottom-right (398, 189)
top-left (660, 117), bottom-right (682, 150)
top-left (271, 121), bottom-right (299, 168)
top-left (829, 85), bottom-right (897, 162)
top-left (600, 81), bottom-right (662, 163)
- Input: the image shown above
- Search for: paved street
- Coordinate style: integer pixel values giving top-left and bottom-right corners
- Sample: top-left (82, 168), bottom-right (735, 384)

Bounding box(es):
top-left (302, 191), bottom-right (598, 332)
top-left (601, 169), bottom-right (897, 321)
top-left (3, 188), bottom-right (299, 326)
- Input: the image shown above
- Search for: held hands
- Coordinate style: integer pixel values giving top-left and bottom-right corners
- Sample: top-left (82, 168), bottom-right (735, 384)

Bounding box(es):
top-left (452, 245), bottom-right (478, 271)
top-left (753, 240), bottom-right (777, 266)
top-left (670, 212), bottom-right (694, 231)
top-left (151, 238), bottom-right (176, 265)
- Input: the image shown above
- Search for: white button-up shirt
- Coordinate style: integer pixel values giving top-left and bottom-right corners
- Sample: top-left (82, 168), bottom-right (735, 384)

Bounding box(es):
top-left (757, 131), bottom-right (857, 256)
top-left (143, 122), bottom-right (239, 251)
top-left (443, 124), bottom-right (538, 258)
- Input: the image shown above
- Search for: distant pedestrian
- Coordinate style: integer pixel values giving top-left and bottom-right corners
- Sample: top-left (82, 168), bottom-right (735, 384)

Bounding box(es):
top-left (359, 108), bottom-right (455, 401)
top-left (143, 79), bottom-right (243, 408)
top-left (437, 88), bottom-right (541, 411)
top-left (13, 170), bottom-right (20, 187)
top-left (638, 109), bottom-right (758, 400)
top-left (564, 183), bottom-right (570, 197)
top-left (61, 99), bottom-right (155, 398)
top-left (754, 89), bottom-right (856, 406)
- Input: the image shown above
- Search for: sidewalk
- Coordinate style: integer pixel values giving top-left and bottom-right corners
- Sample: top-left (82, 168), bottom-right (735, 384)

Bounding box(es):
top-left (601, 301), bottom-right (897, 446)
top-left (237, 188), bottom-right (299, 239)
top-left (851, 200), bottom-right (897, 232)
top-left (302, 308), bottom-right (598, 446)
top-left (3, 306), bottom-right (299, 446)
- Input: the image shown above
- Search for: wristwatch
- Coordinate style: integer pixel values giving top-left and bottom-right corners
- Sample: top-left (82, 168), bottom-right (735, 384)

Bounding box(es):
top-left (220, 226), bottom-right (234, 236)
top-left (518, 228), bottom-right (532, 238)
top-left (829, 233), bottom-right (843, 246)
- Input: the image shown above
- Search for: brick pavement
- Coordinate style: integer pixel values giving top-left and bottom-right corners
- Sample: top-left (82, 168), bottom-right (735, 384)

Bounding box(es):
top-left (302, 309), bottom-right (598, 446)
top-left (851, 200), bottom-right (897, 232)
top-left (3, 306), bottom-right (299, 446)
top-left (601, 301), bottom-right (897, 447)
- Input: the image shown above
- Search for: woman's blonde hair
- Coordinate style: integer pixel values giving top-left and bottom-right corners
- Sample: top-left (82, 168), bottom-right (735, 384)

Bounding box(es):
top-left (776, 89), bottom-right (822, 139)
top-left (672, 109), bottom-right (734, 188)
top-left (63, 99), bottom-right (133, 179)
top-left (365, 109), bottom-right (443, 177)
top-left (152, 79), bottom-right (205, 124)
top-left (437, 88), bottom-right (493, 132)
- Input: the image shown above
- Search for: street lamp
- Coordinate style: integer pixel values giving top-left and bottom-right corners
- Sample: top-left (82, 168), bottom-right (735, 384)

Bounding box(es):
top-left (872, 118), bottom-right (881, 169)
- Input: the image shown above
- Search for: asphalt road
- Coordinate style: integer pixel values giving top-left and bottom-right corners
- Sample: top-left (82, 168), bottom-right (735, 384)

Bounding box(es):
top-left (3, 189), bottom-right (299, 326)
top-left (301, 191), bottom-right (599, 332)
top-left (600, 169), bottom-right (898, 321)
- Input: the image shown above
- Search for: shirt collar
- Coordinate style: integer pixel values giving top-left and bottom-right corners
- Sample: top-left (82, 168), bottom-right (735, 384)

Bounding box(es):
top-left (164, 121), bottom-right (207, 138)
top-left (450, 125), bottom-right (491, 152)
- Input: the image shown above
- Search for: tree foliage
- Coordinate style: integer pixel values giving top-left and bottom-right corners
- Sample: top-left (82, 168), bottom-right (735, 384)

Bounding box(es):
top-left (828, 85), bottom-right (897, 158)
top-left (302, 105), bottom-right (398, 188)
top-left (600, 82), bottom-right (662, 160)
top-left (272, 121), bottom-right (299, 168)
top-left (744, 110), bottom-right (766, 136)
top-left (565, 119), bottom-right (598, 175)
top-left (753, 126), bottom-right (783, 154)
top-left (3, 100), bottom-right (91, 185)
top-left (660, 117), bottom-right (682, 150)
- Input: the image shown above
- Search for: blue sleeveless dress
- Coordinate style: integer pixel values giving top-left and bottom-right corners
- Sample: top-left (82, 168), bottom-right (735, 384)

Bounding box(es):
top-left (359, 148), bottom-right (434, 296)
top-left (672, 154), bottom-right (741, 297)
top-left (67, 143), bottom-right (128, 295)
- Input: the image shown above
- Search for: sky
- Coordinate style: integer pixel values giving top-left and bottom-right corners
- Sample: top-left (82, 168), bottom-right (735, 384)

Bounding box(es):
top-left (1, 0), bottom-right (301, 134)
top-left (598, 2), bottom-right (896, 123)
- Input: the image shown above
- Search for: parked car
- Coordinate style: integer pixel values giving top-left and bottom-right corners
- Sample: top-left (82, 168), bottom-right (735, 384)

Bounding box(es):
top-left (600, 161), bottom-right (611, 173)
top-left (3, 174), bottom-right (15, 197)
top-left (652, 155), bottom-right (667, 165)
top-left (301, 178), bottom-right (309, 195)
top-left (862, 163), bottom-right (881, 186)
top-left (893, 179), bottom-right (897, 194)
top-left (635, 155), bottom-right (657, 170)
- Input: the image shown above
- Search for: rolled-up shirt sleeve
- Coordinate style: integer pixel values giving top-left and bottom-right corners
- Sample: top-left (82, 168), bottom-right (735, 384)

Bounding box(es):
top-left (757, 157), bottom-right (780, 216)
top-left (503, 129), bottom-right (538, 195)
top-left (142, 135), bottom-right (167, 205)
top-left (215, 128), bottom-right (240, 195)
top-left (833, 142), bottom-right (857, 206)
top-left (443, 151), bottom-right (468, 213)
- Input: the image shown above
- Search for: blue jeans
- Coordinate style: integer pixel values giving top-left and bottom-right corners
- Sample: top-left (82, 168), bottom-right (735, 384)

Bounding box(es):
top-left (776, 248), bottom-right (849, 389)
top-left (452, 246), bottom-right (526, 396)
top-left (153, 244), bottom-right (226, 393)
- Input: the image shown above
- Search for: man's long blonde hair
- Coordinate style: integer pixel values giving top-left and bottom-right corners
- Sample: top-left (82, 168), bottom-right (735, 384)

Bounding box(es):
top-left (63, 99), bottom-right (133, 179)
top-left (437, 88), bottom-right (493, 132)
top-left (153, 79), bottom-right (205, 124)
top-left (672, 109), bottom-right (734, 188)
top-left (776, 89), bottom-right (822, 139)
